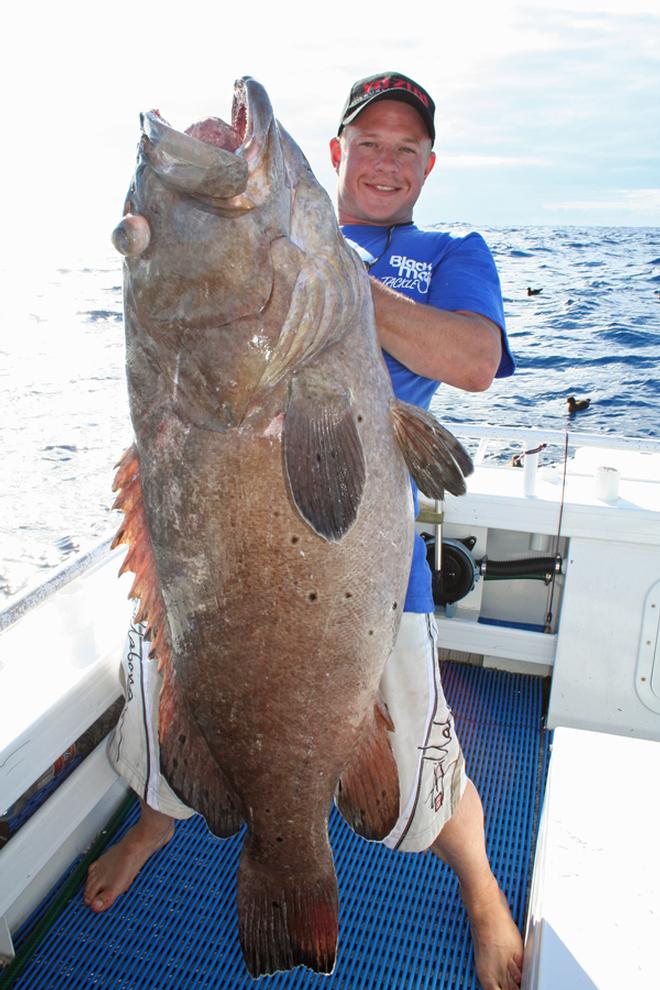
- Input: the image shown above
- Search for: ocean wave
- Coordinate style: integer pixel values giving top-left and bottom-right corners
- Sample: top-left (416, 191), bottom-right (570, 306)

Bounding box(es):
top-left (601, 327), bottom-right (659, 346)
top-left (519, 355), bottom-right (573, 369)
top-left (78, 309), bottom-right (123, 322)
top-left (521, 351), bottom-right (657, 370)
top-left (547, 318), bottom-right (583, 330)
top-left (42, 444), bottom-right (78, 462)
top-left (587, 353), bottom-right (657, 368)
top-left (607, 396), bottom-right (656, 410)
top-left (53, 535), bottom-right (80, 555)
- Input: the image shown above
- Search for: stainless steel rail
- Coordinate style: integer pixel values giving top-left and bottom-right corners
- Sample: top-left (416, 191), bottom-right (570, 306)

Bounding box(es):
top-left (0, 537), bottom-right (116, 633)
top-left (451, 424), bottom-right (660, 453)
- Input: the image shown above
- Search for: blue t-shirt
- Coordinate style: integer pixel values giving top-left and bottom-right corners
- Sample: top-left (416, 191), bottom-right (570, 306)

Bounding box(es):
top-left (341, 222), bottom-right (514, 612)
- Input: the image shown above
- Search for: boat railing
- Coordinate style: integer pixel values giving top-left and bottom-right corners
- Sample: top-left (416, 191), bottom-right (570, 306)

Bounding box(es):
top-left (444, 424), bottom-right (660, 499)
top-left (447, 423), bottom-right (660, 454)
top-left (0, 537), bottom-right (115, 635)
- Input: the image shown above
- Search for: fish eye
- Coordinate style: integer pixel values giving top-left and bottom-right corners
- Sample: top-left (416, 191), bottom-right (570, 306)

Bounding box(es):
top-left (111, 213), bottom-right (151, 256)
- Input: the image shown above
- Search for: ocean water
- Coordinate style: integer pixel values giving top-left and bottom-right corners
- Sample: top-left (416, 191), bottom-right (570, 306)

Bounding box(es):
top-left (1, 223), bottom-right (659, 603)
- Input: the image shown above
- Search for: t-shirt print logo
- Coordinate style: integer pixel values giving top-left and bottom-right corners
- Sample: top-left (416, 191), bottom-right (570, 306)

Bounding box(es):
top-left (382, 254), bottom-right (432, 295)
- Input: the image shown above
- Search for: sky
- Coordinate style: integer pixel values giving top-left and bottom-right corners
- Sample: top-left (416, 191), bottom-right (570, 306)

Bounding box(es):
top-left (3, 0), bottom-right (659, 266)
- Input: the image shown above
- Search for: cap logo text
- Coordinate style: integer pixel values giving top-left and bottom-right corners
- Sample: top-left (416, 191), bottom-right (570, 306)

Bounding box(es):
top-left (362, 76), bottom-right (430, 108)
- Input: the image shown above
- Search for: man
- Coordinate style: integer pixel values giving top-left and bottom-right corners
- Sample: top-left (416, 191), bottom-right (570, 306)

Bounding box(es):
top-left (327, 72), bottom-right (521, 990)
top-left (85, 73), bottom-right (522, 990)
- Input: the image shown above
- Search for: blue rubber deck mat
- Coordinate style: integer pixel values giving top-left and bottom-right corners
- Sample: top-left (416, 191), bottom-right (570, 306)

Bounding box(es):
top-left (7, 662), bottom-right (549, 990)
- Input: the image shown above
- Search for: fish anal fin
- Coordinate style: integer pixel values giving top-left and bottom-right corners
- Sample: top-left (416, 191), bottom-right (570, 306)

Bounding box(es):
top-left (390, 400), bottom-right (473, 499)
top-left (284, 370), bottom-right (366, 543)
top-left (336, 701), bottom-right (400, 841)
top-left (237, 837), bottom-right (338, 977)
top-left (159, 673), bottom-right (243, 837)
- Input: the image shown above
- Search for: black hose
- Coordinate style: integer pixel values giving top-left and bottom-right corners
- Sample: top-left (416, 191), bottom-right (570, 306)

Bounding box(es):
top-left (478, 556), bottom-right (560, 578)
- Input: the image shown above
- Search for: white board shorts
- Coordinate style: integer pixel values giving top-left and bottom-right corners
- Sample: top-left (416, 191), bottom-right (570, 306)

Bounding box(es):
top-left (108, 611), bottom-right (467, 854)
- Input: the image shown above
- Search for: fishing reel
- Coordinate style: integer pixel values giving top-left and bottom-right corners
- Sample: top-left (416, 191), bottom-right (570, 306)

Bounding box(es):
top-left (421, 534), bottom-right (480, 606)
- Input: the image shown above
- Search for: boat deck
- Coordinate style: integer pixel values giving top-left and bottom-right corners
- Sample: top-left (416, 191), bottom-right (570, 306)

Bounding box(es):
top-left (3, 662), bottom-right (549, 990)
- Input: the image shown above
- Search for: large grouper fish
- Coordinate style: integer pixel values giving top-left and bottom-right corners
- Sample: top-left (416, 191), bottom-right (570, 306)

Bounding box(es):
top-left (110, 76), bottom-right (472, 978)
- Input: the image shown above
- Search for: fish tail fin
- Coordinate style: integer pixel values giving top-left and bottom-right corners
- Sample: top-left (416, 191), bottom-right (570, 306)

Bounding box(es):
top-left (159, 673), bottom-right (243, 837)
top-left (237, 837), bottom-right (338, 977)
top-left (390, 399), bottom-right (473, 498)
top-left (336, 700), bottom-right (400, 840)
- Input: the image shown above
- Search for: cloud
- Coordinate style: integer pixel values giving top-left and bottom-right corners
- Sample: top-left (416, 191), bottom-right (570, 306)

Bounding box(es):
top-left (546, 188), bottom-right (660, 212)
top-left (440, 153), bottom-right (549, 168)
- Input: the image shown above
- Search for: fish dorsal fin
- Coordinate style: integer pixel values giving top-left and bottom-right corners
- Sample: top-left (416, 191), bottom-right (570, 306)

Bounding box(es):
top-left (284, 370), bottom-right (366, 543)
top-left (112, 445), bottom-right (171, 667)
top-left (390, 400), bottom-right (473, 499)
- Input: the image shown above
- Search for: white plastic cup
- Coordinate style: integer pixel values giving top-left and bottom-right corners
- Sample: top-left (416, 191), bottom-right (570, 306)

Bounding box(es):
top-left (595, 465), bottom-right (620, 502)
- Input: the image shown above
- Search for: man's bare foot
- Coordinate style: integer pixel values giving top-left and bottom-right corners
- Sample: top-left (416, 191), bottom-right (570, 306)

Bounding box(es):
top-left (84, 802), bottom-right (175, 912)
top-left (429, 781), bottom-right (523, 988)
top-left (463, 874), bottom-right (523, 990)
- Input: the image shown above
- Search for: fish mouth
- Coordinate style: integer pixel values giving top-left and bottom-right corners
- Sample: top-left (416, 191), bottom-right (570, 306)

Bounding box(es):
top-left (183, 80), bottom-right (250, 155)
top-left (139, 78), bottom-right (273, 204)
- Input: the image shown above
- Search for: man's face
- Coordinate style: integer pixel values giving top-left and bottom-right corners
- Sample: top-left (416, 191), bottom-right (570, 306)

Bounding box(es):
top-left (329, 100), bottom-right (436, 226)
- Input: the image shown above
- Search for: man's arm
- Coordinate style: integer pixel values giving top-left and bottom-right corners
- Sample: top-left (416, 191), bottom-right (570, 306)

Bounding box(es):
top-left (370, 277), bottom-right (502, 392)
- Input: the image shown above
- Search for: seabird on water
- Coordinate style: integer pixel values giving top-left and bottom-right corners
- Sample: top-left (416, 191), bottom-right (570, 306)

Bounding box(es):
top-left (566, 395), bottom-right (591, 413)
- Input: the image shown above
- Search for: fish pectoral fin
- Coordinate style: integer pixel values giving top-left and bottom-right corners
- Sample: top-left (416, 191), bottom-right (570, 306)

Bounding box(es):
top-left (284, 371), bottom-right (366, 542)
top-left (390, 400), bottom-right (474, 499)
top-left (159, 674), bottom-right (243, 837)
top-left (335, 701), bottom-right (400, 841)
top-left (238, 836), bottom-right (338, 977)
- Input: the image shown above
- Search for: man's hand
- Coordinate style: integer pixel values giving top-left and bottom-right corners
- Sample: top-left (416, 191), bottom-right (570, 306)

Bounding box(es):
top-left (370, 277), bottom-right (502, 392)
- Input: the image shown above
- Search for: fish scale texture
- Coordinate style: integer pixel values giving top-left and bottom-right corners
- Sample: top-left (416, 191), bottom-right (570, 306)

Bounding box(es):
top-left (10, 662), bottom-right (549, 990)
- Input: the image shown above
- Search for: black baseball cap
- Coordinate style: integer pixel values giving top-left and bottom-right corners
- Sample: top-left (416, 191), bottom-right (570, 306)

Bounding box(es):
top-left (337, 72), bottom-right (435, 144)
